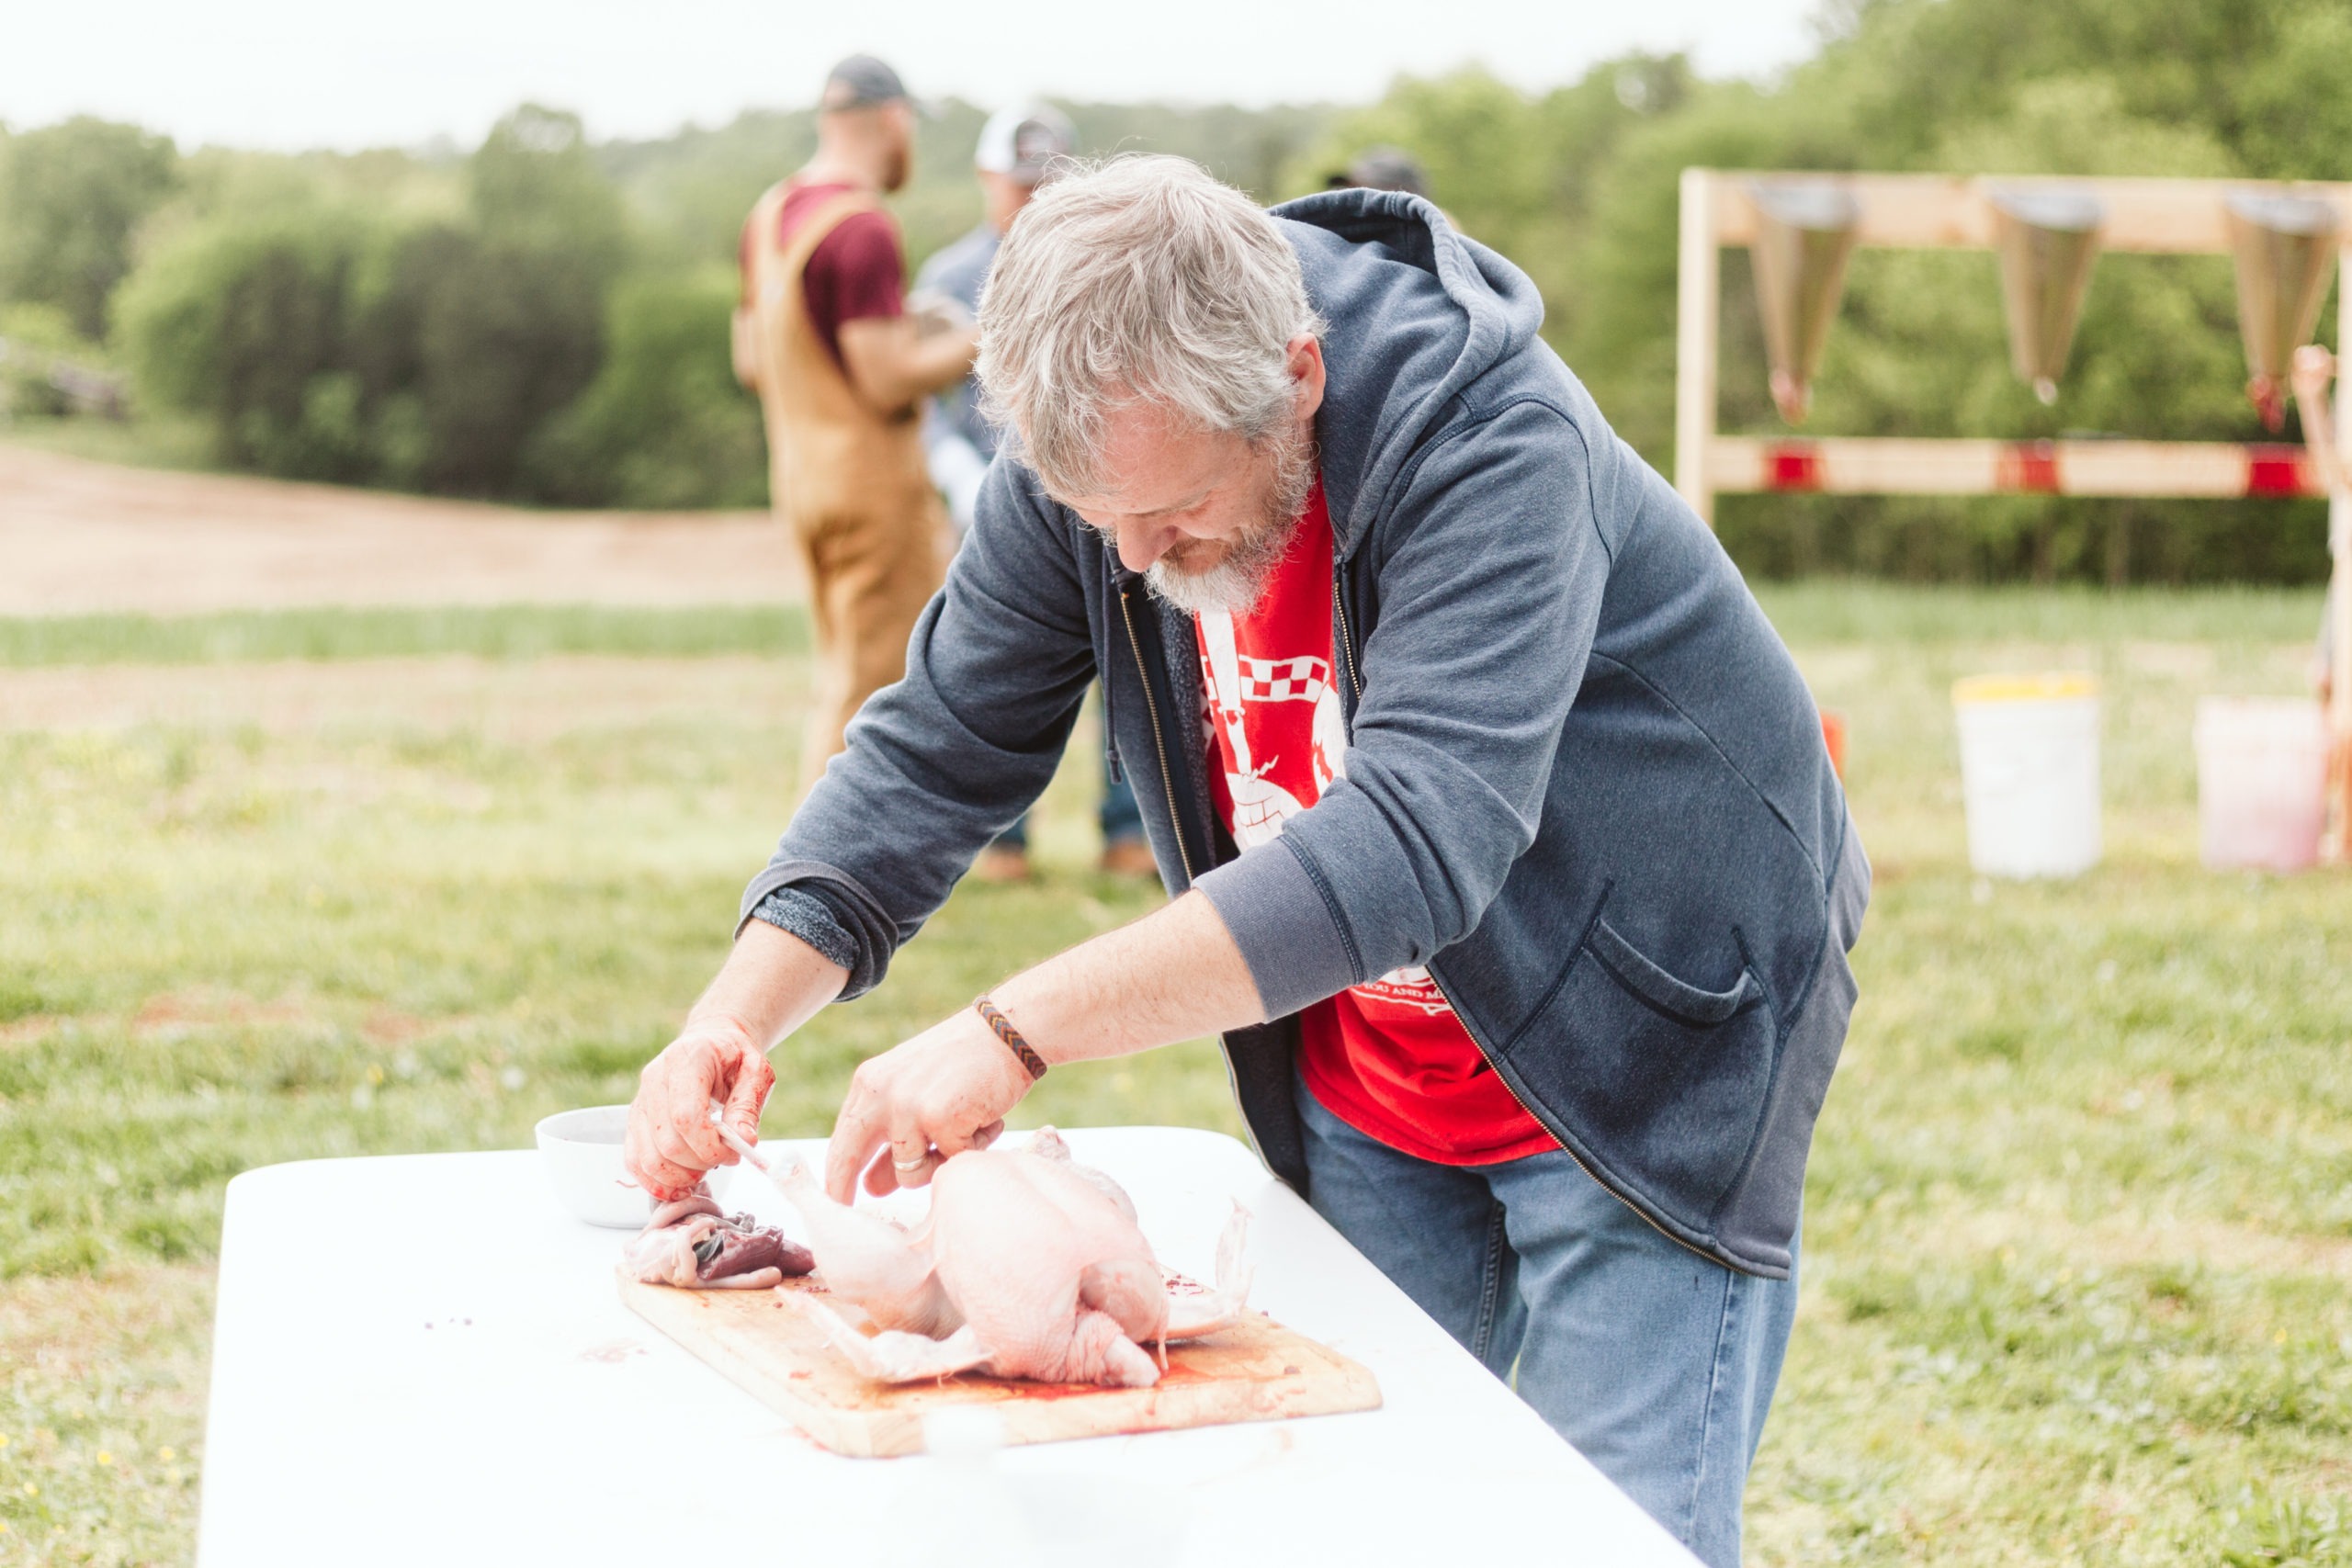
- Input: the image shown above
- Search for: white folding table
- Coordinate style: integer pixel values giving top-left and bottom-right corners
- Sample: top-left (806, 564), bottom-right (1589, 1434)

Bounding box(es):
top-left (196, 1126), bottom-right (1697, 1566)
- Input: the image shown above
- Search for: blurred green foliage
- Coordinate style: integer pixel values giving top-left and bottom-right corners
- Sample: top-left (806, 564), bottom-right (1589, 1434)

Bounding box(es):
top-left (0, 117), bottom-right (178, 339)
top-left (112, 107), bottom-right (632, 498)
top-left (7, 0), bottom-right (2352, 570)
top-left (45, 96), bottom-right (1340, 508)
top-left (530, 271), bottom-right (767, 508)
top-left (1276, 0), bottom-right (2348, 583)
top-left (0, 301), bottom-right (98, 419)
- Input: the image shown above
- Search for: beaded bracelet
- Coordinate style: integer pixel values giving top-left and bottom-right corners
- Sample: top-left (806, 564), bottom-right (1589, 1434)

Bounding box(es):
top-left (974, 995), bottom-right (1049, 1080)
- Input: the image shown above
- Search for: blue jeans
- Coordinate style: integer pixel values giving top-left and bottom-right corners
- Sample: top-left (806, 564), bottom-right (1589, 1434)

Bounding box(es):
top-left (1295, 1075), bottom-right (1797, 1568)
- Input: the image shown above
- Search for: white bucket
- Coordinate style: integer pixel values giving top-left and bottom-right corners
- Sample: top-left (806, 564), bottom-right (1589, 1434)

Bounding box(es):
top-left (2193, 697), bottom-right (2326, 871)
top-left (1952, 672), bottom-right (2102, 878)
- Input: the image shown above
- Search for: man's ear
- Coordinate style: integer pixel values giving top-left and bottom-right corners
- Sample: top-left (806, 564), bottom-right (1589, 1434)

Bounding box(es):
top-left (1288, 334), bottom-right (1327, 421)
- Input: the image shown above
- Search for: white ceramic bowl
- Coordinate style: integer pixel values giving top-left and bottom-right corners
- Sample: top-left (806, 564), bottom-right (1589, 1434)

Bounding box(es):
top-left (535, 1105), bottom-right (736, 1228)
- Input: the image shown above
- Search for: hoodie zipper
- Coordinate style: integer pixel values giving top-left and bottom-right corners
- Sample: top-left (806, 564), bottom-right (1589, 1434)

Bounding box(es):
top-left (1117, 582), bottom-right (1196, 886)
top-left (1328, 573), bottom-right (1739, 1272)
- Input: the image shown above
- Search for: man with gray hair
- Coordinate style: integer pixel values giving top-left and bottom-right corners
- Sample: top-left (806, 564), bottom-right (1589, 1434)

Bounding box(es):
top-left (630, 154), bottom-right (1866, 1565)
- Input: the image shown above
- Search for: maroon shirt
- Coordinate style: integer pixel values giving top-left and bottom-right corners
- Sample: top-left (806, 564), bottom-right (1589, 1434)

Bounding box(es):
top-left (739, 178), bottom-right (904, 375)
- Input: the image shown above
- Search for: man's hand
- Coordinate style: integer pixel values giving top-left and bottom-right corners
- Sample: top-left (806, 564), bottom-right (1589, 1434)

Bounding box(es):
top-left (820, 893), bottom-right (1266, 1202)
top-left (2292, 345), bottom-right (2346, 496)
top-left (838, 314), bottom-right (980, 414)
top-left (626, 1015), bottom-right (775, 1202)
top-left (825, 1006), bottom-right (1033, 1202)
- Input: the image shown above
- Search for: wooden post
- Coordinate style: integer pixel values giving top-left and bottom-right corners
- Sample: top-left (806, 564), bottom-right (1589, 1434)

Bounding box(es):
top-left (1675, 167), bottom-right (1720, 525)
top-left (2327, 243), bottom-right (2352, 863)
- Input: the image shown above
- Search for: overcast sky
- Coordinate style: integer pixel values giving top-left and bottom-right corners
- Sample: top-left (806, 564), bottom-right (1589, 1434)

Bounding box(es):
top-left (3, 0), bottom-right (1826, 152)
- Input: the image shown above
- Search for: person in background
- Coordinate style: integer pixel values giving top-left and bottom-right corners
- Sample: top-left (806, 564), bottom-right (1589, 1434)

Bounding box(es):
top-left (913, 102), bottom-right (1153, 881)
top-left (2321, 591), bottom-right (2337, 706)
top-left (1324, 144), bottom-right (1430, 198)
top-left (2290, 344), bottom-right (2348, 849)
top-left (735, 55), bottom-right (978, 801)
top-left (913, 105), bottom-right (1077, 536)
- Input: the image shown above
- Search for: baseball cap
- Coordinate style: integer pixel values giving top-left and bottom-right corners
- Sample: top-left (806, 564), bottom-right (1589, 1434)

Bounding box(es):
top-left (1335, 146), bottom-right (1430, 198)
top-left (974, 102), bottom-right (1077, 186)
top-left (820, 54), bottom-right (911, 112)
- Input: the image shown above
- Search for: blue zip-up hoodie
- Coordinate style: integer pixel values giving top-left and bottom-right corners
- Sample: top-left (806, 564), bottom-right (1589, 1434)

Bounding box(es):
top-left (743, 188), bottom-right (1869, 1279)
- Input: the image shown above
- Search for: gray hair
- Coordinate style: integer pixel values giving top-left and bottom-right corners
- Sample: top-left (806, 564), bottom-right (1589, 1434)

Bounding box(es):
top-left (975, 154), bottom-right (1325, 496)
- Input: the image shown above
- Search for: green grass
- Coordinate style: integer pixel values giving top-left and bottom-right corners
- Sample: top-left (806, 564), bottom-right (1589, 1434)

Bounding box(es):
top-left (0, 584), bottom-right (2346, 1564)
top-left (1754, 580), bottom-right (2328, 646)
top-left (1748, 586), bottom-right (2350, 1566)
top-left (6, 585), bottom-right (2318, 670)
top-left (0, 417), bottom-right (218, 477)
top-left (0, 604), bottom-right (808, 667)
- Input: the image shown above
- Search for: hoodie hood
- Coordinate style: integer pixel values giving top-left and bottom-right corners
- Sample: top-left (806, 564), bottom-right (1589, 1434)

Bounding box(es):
top-left (1271, 188), bottom-right (1549, 559)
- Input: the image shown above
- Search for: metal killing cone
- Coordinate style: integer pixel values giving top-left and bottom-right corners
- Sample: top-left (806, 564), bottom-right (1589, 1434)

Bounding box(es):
top-left (1991, 188), bottom-right (2104, 406)
top-left (2226, 191), bottom-right (2340, 434)
top-left (1747, 181), bottom-right (1861, 426)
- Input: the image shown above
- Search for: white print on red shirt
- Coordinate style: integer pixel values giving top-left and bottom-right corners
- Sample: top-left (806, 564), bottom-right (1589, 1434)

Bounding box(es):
top-left (1196, 610), bottom-right (1454, 1021)
top-left (1198, 612), bottom-right (1341, 848)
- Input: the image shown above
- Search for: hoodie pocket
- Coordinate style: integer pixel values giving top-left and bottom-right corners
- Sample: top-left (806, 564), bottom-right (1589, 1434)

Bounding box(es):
top-left (1505, 915), bottom-right (1776, 1224)
top-left (1587, 917), bottom-right (1764, 1026)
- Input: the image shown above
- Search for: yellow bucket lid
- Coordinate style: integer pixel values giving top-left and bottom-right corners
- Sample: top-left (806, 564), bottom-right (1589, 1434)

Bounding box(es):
top-left (1952, 671), bottom-right (2099, 705)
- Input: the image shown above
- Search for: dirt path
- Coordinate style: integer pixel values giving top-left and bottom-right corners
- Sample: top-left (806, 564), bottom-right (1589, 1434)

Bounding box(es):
top-left (0, 445), bottom-right (805, 615)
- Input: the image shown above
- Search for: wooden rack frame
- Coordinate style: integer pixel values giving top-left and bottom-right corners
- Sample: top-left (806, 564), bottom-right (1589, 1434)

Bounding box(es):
top-left (1673, 170), bottom-right (2352, 518)
top-left (1673, 168), bottom-right (2352, 863)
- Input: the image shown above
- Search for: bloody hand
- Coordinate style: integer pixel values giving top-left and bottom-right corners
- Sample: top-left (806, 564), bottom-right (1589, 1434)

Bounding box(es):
top-left (625, 1015), bottom-right (775, 1202)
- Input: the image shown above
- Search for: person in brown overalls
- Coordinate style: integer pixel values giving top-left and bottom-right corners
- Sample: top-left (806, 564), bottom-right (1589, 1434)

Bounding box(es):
top-left (736, 56), bottom-right (979, 798)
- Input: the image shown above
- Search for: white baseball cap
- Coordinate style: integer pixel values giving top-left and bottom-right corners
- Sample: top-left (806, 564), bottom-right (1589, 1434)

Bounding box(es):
top-left (974, 103), bottom-right (1077, 186)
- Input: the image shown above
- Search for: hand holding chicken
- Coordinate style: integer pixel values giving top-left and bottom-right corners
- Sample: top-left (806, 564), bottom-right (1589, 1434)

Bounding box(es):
top-left (824, 1005), bottom-right (1034, 1201)
top-left (740, 1127), bottom-right (1252, 1388)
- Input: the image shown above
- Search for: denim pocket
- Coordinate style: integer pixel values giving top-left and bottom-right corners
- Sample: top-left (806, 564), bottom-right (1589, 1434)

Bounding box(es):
top-left (1506, 916), bottom-right (1778, 1227)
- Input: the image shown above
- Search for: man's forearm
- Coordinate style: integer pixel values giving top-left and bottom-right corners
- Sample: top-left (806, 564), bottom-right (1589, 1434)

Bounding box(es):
top-left (985, 891), bottom-right (1269, 1066)
top-left (690, 920), bottom-right (851, 1051)
top-left (840, 318), bottom-right (979, 412)
top-left (900, 326), bottom-right (980, 399)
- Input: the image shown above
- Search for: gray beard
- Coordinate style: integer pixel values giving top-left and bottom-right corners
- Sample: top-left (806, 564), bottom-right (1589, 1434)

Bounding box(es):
top-left (1143, 428), bottom-right (1317, 616)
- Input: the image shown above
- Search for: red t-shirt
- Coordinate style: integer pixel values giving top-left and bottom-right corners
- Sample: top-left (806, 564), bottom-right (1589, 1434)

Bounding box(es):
top-left (738, 178), bottom-right (904, 375)
top-left (1195, 480), bottom-right (1556, 1167)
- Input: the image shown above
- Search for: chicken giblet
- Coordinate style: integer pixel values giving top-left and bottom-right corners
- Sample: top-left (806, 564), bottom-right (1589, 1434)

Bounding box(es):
top-left (621, 1192), bottom-right (814, 1290)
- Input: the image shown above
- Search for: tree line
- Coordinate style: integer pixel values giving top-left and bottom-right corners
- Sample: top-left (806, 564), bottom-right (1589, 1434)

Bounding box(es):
top-left (1, 0), bottom-right (2345, 581)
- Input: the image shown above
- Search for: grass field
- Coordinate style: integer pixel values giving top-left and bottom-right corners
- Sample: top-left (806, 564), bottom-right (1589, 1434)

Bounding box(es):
top-left (0, 584), bottom-right (2345, 1564)
top-left (0, 418), bottom-right (219, 479)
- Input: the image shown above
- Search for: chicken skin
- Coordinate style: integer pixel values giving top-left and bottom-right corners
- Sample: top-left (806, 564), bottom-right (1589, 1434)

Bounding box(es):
top-left (753, 1128), bottom-right (1250, 1388)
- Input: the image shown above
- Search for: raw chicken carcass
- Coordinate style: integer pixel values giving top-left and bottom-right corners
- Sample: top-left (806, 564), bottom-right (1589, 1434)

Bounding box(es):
top-left (621, 1191), bottom-right (815, 1290)
top-left (744, 1128), bottom-right (1250, 1388)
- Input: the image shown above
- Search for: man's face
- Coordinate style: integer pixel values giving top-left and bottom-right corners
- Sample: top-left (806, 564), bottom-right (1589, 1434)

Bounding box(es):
top-left (980, 169), bottom-right (1033, 233)
top-left (879, 102), bottom-right (915, 192)
top-left (1046, 337), bottom-right (1326, 615)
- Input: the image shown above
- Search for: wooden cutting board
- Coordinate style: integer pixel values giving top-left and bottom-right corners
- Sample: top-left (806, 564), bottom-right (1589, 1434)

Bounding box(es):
top-left (619, 1272), bottom-right (1382, 1456)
